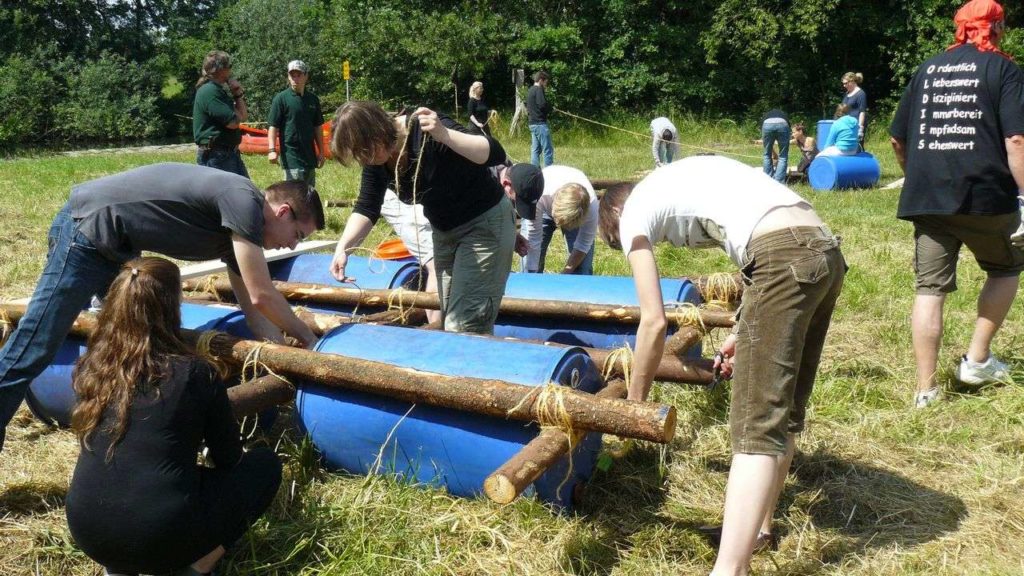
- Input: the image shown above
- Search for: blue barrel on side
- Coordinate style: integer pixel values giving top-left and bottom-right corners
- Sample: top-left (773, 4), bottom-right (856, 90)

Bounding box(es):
top-left (494, 274), bottom-right (703, 354)
top-left (26, 303), bottom-right (255, 427)
top-left (296, 323), bottom-right (603, 508)
top-left (268, 253), bottom-right (423, 315)
top-left (808, 152), bottom-right (881, 191)
top-left (816, 120), bottom-right (834, 152)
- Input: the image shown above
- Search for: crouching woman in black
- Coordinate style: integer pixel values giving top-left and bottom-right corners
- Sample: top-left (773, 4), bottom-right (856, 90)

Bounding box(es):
top-left (65, 257), bottom-right (282, 576)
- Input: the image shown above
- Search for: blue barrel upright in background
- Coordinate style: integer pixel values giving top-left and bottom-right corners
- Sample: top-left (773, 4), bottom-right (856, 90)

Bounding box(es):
top-left (808, 152), bottom-right (881, 191)
top-left (268, 253), bottom-right (422, 315)
top-left (816, 119), bottom-right (834, 152)
top-left (26, 302), bottom-right (255, 427)
top-left (297, 323), bottom-right (604, 508)
top-left (494, 274), bottom-right (703, 354)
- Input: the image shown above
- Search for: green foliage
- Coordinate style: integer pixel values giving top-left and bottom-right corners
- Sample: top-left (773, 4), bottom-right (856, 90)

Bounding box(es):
top-left (0, 52), bottom-right (60, 142)
top-left (55, 53), bottom-right (166, 140)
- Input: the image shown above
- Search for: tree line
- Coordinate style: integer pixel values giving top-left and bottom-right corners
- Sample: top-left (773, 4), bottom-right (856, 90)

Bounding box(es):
top-left (1, 0), bottom-right (1020, 146)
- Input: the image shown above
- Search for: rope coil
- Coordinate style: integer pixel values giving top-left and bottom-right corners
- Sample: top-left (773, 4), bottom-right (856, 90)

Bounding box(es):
top-left (702, 272), bottom-right (741, 308)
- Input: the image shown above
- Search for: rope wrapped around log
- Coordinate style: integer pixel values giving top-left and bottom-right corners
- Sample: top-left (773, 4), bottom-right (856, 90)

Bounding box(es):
top-left (180, 279), bottom-right (736, 329)
top-left (0, 304), bottom-right (676, 443)
top-left (483, 379), bottom-right (628, 504)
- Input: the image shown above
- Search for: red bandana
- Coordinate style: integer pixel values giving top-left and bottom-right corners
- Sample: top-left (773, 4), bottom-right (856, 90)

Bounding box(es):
top-left (947, 0), bottom-right (1012, 60)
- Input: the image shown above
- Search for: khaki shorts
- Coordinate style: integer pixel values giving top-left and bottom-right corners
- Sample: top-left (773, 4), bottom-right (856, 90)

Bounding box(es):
top-left (912, 213), bottom-right (1024, 295)
top-left (730, 227), bottom-right (846, 456)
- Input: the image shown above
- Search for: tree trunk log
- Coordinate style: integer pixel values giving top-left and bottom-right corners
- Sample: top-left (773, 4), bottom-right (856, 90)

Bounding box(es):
top-left (483, 379), bottom-right (628, 504)
top-left (0, 304), bottom-right (676, 443)
top-left (180, 279), bottom-right (735, 329)
top-left (228, 375), bottom-right (296, 418)
top-left (663, 327), bottom-right (703, 358)
top-left (590, 178), bottom-right (638, 191)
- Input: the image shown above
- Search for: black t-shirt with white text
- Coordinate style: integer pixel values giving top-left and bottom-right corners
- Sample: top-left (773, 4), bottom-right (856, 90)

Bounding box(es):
top-left (890, 44), bottom-right (1024, 219)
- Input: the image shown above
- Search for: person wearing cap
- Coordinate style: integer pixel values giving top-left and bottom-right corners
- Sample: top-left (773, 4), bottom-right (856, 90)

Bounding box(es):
top-left (327, 100), bottom-right (528, 334)
top-left (519, 165), bottom-right (598, 275)
top-left (0, 163), bottom-right (326, 452)
top-left (650, 117), bottom-right (680, 168)
top-left (267, 60), bottom-right (325, 187)
top-left (192, 50), bottom-right (249, 177)
top-left (890, 0), bottom-right (1024, 409)
top-left (597, 155), bottom-right (845, 576)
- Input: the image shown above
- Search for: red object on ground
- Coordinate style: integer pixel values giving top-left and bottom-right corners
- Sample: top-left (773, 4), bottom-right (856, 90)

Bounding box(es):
top-left (238, 122), bottom-right (333, 158)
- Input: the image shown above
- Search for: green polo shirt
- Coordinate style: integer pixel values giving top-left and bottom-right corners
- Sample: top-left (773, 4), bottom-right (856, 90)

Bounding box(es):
top-left (192, 81), bottom-right (241, 148)
top-left (267, 87), bottom-right (325, 170)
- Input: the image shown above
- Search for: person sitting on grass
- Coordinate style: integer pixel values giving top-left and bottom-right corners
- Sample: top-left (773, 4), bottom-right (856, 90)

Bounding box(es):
top-left (792, 123), bottom-right (818, 174)
top-left (65, 257), bottom-right (282, 576)
top-left (598, 155), bottom-right (845, 576)
top-left (819, 104), bottom-right (861, 157)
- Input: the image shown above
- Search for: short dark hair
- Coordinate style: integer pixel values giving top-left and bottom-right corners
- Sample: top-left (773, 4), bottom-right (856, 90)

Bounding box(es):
top-left (265, 181), bottom-right (325, 230)
top-left (598, 183), bottom-right (635, 250)
top-left (533, 71), bottom-right (549, 83)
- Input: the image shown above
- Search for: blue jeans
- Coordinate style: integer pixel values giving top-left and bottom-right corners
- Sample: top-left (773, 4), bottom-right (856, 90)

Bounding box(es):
top-left (197, 147), bottom-right (250, 178)
top-left (0, 204), bottom-right (121, 450)
top-left (529, 123), bottom-right (554, 167)
top-left (526, 217), bottom-right (595, 275)
top-left (761, 120), bottom-right (790, 183)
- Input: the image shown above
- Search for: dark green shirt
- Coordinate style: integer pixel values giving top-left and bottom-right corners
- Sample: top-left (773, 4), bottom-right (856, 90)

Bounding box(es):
top-left (192, 81), bottom-right (241, 148)
top-left (267, 87), bottom-right (325, 170)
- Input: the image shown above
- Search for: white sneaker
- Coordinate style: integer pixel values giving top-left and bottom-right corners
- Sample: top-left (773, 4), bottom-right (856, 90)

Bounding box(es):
top-left (956, 354), bottom-right (1015, 386)
top-left (914, 387), bottom-right (941, 409)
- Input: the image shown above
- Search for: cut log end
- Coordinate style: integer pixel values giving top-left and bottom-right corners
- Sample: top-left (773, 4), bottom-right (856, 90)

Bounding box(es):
top-left (483, 474), bottom-right (518, 504)
top-left (662, 406), bottom-right (677, 442)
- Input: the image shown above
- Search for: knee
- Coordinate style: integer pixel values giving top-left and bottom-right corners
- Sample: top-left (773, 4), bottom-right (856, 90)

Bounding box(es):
top-left (242, 446), bottom-right (283, 492)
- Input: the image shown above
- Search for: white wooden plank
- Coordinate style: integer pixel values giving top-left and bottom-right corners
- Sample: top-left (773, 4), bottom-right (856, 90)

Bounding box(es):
top-left (179, 240), bottom-right (338, 280)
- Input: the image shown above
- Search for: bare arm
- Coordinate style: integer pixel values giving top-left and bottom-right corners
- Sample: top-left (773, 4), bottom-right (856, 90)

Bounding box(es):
top-left (891, 137), bottom-right (907, 174)
top-left (267, 126), bottom-right (279, 163)
top-left (563, 250), bottom-right (588, 273)
top-left (626, 238), bottom-right (667, 401)
top-left (1006, 134), bottom-right (1024, 192)
top-left (231, 234), bottom-right (316, 347)
top-left (227, 269), bottom-right (283, 343)
top-left (414, 107), bottom-right (491, 164)
top-left (225, 78), bottom-right (247, 127)
top-left (330, 212), bottom-right (376, 282)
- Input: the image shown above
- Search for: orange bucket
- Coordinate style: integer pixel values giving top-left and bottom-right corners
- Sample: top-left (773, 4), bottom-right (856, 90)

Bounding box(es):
top-left (373, 238), bottom-right (414, 260)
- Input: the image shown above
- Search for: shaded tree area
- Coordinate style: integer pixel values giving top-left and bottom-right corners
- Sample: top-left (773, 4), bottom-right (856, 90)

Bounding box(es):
top-left (0, 0), bottom-right (1021, 146)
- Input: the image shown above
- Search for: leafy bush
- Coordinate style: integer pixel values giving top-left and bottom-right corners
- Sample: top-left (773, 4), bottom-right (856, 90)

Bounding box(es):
top-left (0, 53), bottom-right (60, 144)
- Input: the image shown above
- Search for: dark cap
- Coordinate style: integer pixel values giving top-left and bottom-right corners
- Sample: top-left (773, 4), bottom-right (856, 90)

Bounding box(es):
top-left (508, 163), bottom-right (544, 220)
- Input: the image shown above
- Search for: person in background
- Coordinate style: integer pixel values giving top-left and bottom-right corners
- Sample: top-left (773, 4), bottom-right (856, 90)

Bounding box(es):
top-left (328, 101), bottom-right (542, 334)
top-left (760, 109), bottom-right (790, 182)
top-left (819, 104), bottom-right (860, 157)
top-left (527, 71), bottom-right (554, 167)
top-left (841, 71), bottom-right (868, 148)
top-left (193, 50), bottom-right (249, 177)
top-left (889, 0), bottom-right (1024, 408)
top-left (650, 117), bottom-right (680, 168)
top-left (66, 257), bottom-right (282, 576)
top-left (792, 123), bottom-right (818, 174)
top-left (0, 164), bottom-right (324, 451)
top-left (267, 59), bottom-right (325, 187)
top-left (520, 165), bottom-right (599, 275)
top-left (598, 155), bottom-right (844, 576)
top-left (467, 81), bottom-right (492, 136)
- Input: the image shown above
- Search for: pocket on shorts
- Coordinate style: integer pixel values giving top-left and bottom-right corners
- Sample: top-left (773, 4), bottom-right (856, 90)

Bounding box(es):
top-left (789, 253), bottom-right (829, 284)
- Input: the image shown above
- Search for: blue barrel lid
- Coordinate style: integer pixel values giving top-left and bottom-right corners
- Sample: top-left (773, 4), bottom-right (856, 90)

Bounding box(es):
top-left (504, 273), bottom-right (694, 306)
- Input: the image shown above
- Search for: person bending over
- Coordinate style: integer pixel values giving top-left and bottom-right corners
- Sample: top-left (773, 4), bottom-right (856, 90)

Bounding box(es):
top-left (598, 155), bottom-right (845, 576)
top-left (520, 165), bottom-right (599, 275)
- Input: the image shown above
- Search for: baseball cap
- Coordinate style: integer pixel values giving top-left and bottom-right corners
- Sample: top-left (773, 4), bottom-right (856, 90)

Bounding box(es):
top-left (508, 163), bottom-right (544, 220)
top-left (287, 60), bottom-right (309, 73)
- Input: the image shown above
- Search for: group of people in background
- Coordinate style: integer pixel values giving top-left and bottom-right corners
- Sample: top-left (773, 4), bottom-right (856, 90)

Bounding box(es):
top-left (0, 2), bottom-right (1020, 576)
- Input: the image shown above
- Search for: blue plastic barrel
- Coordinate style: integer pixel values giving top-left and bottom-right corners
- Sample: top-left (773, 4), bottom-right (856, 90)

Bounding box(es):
top-left (816, 120), bottom-right (834, 152)
top-left (296, 323), bottom-right (603, 508)
top-left (268, 253), bottom-right (423, 315)
top-left (808, 152), bottom-right (881, 191)
top-left (494, 274), bottom-right (703, 353)
top-left (26, 303), bottom-right (256, 427)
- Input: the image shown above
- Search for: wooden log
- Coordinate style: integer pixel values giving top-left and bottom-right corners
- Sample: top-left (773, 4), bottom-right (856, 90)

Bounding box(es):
top-left (586, 345), bottom-right (714, 385)
top-left (685, 272), bottom-right (744, 304)
top-left (663, 327), bottom-right (703, 358)
top-left (228, 375), bottom-right (296, 418)
top-left (0, 304), bottom-right (676, 443)
top-left (180, 278), bottom-right (735, 329)
top-left (590, 178), bottom-right (638, 191)
top-left (483, 379), bottom-right (628, 504)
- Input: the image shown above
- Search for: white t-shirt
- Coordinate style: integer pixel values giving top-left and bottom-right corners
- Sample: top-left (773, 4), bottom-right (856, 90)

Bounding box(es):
top-left (619, 155), bottom-right (809, 266)
top-left (650, 117), bottom-right (680, 163)
top-left (520, 165), bottom-right (599, 272)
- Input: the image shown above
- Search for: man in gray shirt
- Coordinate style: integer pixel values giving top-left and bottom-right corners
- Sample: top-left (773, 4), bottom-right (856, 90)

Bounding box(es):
top-left (0, 163), bottom-right (325, 450)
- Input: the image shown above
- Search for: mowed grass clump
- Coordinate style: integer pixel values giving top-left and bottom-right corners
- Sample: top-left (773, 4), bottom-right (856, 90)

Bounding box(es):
top-left (1, 123), bottom-right (1023, 575)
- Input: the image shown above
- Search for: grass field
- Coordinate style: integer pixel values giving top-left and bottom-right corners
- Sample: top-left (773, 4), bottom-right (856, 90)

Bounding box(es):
top-left (1, 118), bottom-right (1023, 575)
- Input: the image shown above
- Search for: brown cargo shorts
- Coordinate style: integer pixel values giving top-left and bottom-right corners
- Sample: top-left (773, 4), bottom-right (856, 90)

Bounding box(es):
top-left (912, 213), bottom-right (1024, 295)
top-left (730, 226), bottom-right (846, 456)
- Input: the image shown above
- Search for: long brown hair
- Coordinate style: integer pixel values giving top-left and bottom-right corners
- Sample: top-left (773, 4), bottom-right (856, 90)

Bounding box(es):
top-left (71, 257), bottom-right (192, 461)
top-left (597, 183), bottom-right (635, 250)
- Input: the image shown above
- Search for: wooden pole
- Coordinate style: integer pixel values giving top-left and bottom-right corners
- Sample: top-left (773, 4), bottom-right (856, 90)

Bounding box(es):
top-left (483, 379), bottom-right (628, 504)
top-left (228, 375), bottom-right (296, 418)
top-left (180, 278), bottom-right (735, 329)
top-left (589, 178), bottom-right (638, 191)
top-left (685, 272), bottom-right (744, 304)
top-left (663, 326), bottom-right (703, 358)
top-left (0, 304), bottom-right (676, 443)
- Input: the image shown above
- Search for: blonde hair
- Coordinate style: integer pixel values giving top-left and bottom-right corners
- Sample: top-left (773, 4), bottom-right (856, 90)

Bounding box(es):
top-left (552, 183), bottom-right (590, 231)
top-left (469, 81), bottom-right (483, 99)
top-left (842, 72), bottom-right (863, 85)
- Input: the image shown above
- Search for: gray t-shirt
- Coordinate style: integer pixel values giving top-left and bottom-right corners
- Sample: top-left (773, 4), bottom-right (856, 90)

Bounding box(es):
top-left (69, 163), bottom-right (264, 270)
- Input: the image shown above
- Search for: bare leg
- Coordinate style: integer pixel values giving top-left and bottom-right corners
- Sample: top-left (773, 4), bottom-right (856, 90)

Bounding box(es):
top-left (759, 434), bottom-right (795, 535)
top-left (911, 293), bottom-right (945, 393)
top-left (966, 275), bottom-right (1018, 363)
top-left (710, 454), bottom-right (777, 576)
top-left (191, 545), bottom-right (225, 574)
top-left (423, 258), bottom-right (441, 324)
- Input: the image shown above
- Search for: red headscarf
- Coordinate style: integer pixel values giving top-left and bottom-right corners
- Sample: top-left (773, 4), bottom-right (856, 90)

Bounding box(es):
top-left (947, 0), bottom-right (1012, 60)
